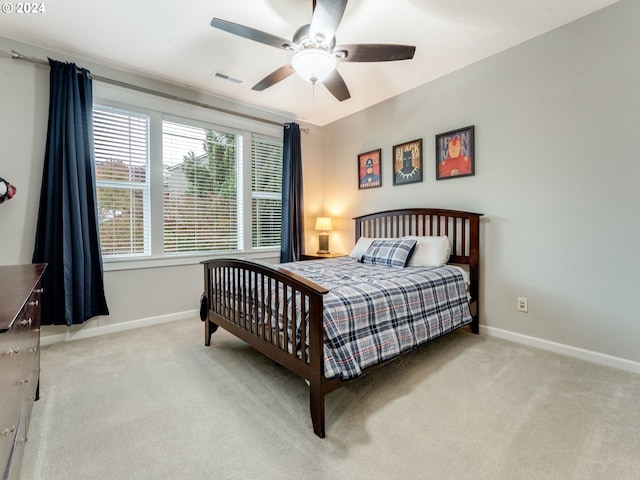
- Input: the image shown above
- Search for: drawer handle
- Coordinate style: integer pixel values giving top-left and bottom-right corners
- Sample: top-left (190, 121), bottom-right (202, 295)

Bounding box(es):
top-left (20, 318), bottom-right (33, 327)
top-left (29, 300), bottom-right (39, 307)
top-left (34, 288), bottom-right (44, 294)
top-left (1, 426), bottom-right (16, 437)
top-left (6, 347), bottom-right (20, 356)
top-left (19, 376), bottom-right (30, 384)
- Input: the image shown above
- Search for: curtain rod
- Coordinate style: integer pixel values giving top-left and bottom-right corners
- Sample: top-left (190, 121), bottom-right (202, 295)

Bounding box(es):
top-left (11, 50), bottom-right (291, 129)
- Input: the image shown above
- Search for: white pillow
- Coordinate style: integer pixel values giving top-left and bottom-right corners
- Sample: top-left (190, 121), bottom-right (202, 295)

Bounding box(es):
top-left (349, 237), bottom-right (375, 260)
top-left (404, 235), bottom-right (451, 266)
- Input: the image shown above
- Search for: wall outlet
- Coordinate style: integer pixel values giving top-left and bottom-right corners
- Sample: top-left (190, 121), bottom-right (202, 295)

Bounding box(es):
top-left (517, 297), bottom-right (528, 313)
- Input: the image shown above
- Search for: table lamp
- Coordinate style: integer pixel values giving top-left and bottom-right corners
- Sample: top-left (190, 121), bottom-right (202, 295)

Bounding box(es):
top-left (315, 217), bottom-right (333, 254)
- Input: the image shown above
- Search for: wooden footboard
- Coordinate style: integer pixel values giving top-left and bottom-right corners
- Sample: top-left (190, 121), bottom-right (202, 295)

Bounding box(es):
top-left (201, 258), bottom-right (332, 437)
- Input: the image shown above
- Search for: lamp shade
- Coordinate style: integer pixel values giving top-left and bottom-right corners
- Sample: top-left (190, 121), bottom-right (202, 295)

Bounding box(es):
top-left (292, 49), bottom-right (337, 84)
top-left (314, 217), bottom-right (333, 231)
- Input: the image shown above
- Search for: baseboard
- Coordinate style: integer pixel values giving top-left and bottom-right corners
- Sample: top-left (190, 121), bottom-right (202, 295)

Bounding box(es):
top-left (40, 314), bottom-right (640, 375)
top-left (481, 325), bottom-right (640, 375)
top-left (40, 310), bottom-right (199, 347)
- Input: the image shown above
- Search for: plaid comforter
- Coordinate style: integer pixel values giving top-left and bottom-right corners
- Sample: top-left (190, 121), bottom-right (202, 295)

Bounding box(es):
top-left (280, 257), bottom-right (472, 380)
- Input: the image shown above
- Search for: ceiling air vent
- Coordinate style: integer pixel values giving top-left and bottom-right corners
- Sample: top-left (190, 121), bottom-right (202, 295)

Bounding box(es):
top-left (211, 70), bottom-right (242, 84)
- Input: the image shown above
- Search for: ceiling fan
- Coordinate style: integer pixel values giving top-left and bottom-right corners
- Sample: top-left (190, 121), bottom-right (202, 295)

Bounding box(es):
top-left (210, 0), bottom-right (416, 101)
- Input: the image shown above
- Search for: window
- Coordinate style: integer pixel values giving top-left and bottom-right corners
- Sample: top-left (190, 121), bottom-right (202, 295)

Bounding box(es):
top-left (251, 135), bottom-right (283, 248)
top-left (94, 106), bottom-right (150, 258)
top-left (162, 120), bottom-right (240, 254)
top-left (93, 103), bottom-right (282, 262)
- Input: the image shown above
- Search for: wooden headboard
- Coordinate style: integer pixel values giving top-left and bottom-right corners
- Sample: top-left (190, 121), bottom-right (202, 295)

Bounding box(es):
top-left (354, 208), bottom-right (483, 333)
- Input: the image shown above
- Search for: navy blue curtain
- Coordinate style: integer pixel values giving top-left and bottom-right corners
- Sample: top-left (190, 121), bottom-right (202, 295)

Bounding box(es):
top-left (280, 123), bottom-right (304, 263)
top-left (32, 59), bottom-right (109, 326)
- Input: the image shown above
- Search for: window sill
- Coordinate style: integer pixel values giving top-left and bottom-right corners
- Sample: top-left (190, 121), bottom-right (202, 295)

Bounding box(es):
top-left (103, 250), bottom-right (280, 272)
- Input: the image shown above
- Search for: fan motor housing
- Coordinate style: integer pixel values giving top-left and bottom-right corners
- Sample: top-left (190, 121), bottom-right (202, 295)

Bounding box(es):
top-left (293, 24), bottom-right (336, 51)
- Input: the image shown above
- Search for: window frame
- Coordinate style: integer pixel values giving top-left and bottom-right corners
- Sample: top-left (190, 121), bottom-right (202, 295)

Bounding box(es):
top-left (161, 116), bottom-right (243, 256)
top-left (251, 133), bottom-right (284, 249)
top-left (93, 91), bottom-right (283, 272)
top-left (93, 104), bottom-right (152, 259)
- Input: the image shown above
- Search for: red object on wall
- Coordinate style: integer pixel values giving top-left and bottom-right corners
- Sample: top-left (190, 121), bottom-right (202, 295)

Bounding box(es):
top-left (0, 176), bottom-right (16, 203)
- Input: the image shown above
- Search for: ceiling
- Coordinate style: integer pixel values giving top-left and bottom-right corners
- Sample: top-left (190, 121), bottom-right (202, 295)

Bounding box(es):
top-left (0, 0), bottom-right (619, 126)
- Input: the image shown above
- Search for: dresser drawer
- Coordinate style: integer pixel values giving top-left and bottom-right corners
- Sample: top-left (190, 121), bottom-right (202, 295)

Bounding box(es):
top-left (3, 405), bottom-right (27, 480)
top-left (0, 421), bottom-right (18, 480)
top-left (0, 326), bottom-right (21, 429)
top-left (15, 311), bottom-right (40, 389)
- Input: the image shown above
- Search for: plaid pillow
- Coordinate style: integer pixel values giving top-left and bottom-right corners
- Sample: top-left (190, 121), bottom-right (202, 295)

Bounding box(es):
top-left (361, 238), bottom-right (417, 267)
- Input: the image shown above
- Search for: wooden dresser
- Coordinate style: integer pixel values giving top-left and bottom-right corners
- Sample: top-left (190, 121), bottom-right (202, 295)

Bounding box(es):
top-left (0, 264), bottom-right (46, 480)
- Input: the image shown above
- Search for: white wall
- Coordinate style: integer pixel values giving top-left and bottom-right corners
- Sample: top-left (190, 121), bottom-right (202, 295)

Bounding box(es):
top-left (320, 0), bottom-right (640, 365)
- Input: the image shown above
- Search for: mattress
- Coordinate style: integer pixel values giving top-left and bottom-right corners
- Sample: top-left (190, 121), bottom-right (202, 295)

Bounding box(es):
top-left (280, 257), bottom-right (472, 380)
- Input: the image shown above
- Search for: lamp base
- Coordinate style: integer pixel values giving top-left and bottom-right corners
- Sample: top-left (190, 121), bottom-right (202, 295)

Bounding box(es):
top-left (317, 232), bottom-right (329, 254)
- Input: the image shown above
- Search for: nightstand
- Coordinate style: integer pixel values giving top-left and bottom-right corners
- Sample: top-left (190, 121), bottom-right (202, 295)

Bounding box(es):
top-left (300, 252), bottom-right (347, 261)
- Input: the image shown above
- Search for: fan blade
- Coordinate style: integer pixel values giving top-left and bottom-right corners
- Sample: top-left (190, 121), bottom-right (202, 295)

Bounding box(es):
top-left (252, 64), bottom-right (296, 91)
top-left (335, 44), bottom-right (416, 62)
top-left (322, 70), bottom-right (351, 102)
top-left (211, 18), bottom-right (293, 50)
top-left (309, 0), bottom-right (348, 45)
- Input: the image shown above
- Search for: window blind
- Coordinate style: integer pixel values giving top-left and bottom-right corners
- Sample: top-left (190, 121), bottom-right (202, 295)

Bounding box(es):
top-left (94, 105), bottom-right (150, 258)
top-left (251, 134), bottom-right (282, 248)
top-left (94, 103), bottom-right (283, 262)
top-left (162, 120), bottom-right (239, 254)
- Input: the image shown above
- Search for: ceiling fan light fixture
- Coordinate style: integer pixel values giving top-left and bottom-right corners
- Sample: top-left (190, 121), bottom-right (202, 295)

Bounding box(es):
top-left (291, 48), bottom-right (337, 84)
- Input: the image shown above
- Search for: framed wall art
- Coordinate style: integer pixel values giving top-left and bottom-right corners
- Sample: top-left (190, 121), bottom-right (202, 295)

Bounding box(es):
top-left (358, 148), bottom-right (382, 189)
top-left (392, 139), bottom-right (422, 186)
top-left (436, 125), bottom-right (475, 180)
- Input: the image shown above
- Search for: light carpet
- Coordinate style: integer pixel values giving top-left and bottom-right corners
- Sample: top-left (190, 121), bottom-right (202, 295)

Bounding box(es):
top-left (21, 318), bottom-right (640, 479)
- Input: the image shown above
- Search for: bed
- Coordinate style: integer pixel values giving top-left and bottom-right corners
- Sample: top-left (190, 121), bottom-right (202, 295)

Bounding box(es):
top-left (201, 208), bottom-right (482, 437)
